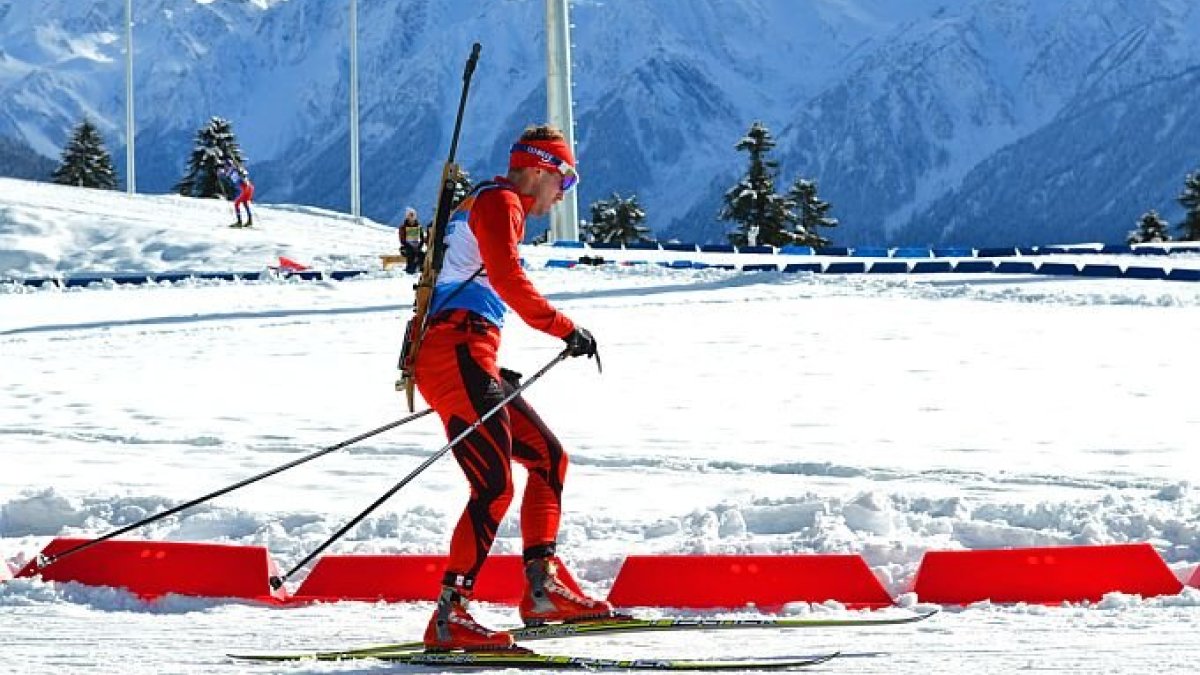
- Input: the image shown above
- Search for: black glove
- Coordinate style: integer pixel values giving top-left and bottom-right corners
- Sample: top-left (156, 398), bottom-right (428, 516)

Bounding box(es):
top-left (499, 367), bottom-right (523, 387)
top-left (563, 326), bottom-right (598, 359)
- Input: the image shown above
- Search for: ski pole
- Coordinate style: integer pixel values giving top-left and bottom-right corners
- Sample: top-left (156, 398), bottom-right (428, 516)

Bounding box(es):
top-left (33, 409), bottom-right (434, 571)
top-left (271, 349), bottom-right (570, 590)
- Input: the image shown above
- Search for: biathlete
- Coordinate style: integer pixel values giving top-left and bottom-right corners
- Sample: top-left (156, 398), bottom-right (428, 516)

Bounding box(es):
top-left (220, 159), bottom-right (255, 228)
top-left (414, 123), bottom-right (612, 651)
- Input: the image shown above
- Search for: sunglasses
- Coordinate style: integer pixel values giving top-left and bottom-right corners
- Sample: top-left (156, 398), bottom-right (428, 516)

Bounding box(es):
top-left (511, 143), bottom-right (579, 192)
top-left (560, 166), bottom-right (578, 192)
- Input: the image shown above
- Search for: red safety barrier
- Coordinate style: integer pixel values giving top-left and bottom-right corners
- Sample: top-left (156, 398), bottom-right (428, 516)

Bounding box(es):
top-left (1188, 565), bottom-right (1200, 589)
top-left (913, 544), bottom-right (1183, 605)
top-left (16, 538), bottom-right (286, 603)
top-left (606, 554), bottom-right (893, 610)
top-left (291, 554), bottom-right (580, 605)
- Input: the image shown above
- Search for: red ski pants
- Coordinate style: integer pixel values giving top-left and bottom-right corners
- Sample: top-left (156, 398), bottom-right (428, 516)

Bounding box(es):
top-left (233, 180), bottom-right (254, 206)
top-left (414, 310), bottom-right (568, 586)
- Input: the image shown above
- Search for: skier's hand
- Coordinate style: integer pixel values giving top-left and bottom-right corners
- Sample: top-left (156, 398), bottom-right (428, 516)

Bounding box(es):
top-left (499, 367), bottom-right (523, 387)
top-left (563, 326), bottom-right (598, 359)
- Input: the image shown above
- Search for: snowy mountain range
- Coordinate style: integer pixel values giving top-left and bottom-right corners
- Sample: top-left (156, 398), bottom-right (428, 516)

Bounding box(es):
top-left (2, 0), bottom-right (1200, 246)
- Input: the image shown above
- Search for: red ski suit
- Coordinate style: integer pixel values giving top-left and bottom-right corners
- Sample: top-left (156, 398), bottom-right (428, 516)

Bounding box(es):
top-left (414, 177), bottom-right (575, 588)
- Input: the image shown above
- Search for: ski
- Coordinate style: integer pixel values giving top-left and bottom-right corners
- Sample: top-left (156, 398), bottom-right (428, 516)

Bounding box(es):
top-left (236, 610), bottom-right (935, 660)
top-left (229, 648), bottom-right (839, 670)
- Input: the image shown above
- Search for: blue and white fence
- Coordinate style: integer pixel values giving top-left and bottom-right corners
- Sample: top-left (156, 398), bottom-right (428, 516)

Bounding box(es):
top-left (553, 241), bottom-right (1200, 258)
top-left (2, 269), bottom-right (369, 289)
top-left (543, 241), bottom-right (1200, 282)
top-left (4, 241), bottom-right (1197, 289)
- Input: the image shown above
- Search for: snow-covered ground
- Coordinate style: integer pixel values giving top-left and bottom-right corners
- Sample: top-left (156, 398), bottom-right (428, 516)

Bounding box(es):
top-left (2, 181), bottom-right (1200, 673)
top-left (0, 178), bottom-right (396, 276)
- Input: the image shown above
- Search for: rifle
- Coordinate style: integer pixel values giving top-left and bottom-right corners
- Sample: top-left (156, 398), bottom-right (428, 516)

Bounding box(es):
top-left (395, 43), bottom-right (482, 411)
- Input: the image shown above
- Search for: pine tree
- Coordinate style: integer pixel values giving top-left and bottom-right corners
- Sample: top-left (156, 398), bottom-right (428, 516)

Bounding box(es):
top-left (51, 118), bottom-right (117, 190)
top-left (1128, 209), bottom-right (1170, 244)
top-left (1177, 170), bottom-right (1200, 241)
top-left (719, 121), bottom-right (796, 247)
top-left (585, 192), bottom-right (652, 244)
top-left (787, 177), bottom-right (838, 247)
top-left (175, 116), bottom-right (246, 198)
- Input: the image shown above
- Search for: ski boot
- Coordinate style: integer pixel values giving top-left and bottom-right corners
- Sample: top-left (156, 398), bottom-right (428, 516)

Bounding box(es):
top-left (423, 585), bottom-right (515, 652)
top-left (519, 550), bottom-right (617, 626)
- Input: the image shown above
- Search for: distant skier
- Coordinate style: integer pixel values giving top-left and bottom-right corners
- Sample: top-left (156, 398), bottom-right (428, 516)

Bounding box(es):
top-left (414, 124), bottom-right (610, 652)
top-left (399, 207), bottom-right (426, 274)
top-left (220, 159), bottom-right (255, 228)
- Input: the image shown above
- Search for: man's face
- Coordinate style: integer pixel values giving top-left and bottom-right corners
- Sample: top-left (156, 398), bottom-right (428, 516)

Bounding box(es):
top-left (526, 168), bottom-right (566, 217)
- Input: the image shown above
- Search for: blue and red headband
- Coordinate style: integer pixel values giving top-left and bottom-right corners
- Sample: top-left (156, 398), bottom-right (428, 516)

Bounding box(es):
top-left (510, 139), bottom-right (579, 191)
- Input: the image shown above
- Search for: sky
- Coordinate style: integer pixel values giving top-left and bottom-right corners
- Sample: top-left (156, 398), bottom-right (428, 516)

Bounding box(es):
top-left (2, 180), bottom-right (1200, 673)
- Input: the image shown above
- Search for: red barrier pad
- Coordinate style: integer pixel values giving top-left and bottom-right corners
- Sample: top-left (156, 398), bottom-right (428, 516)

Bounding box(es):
top-left (1188, 565), bottom-right (1200, 589)
top-left (16, 538), bottom-right (285, 603)
top-left (291, 554), bottom-right (580, 604)
top-left (913, 544), bottom-right (1182, 605)
top-left (606, 555), bottom-right (893, 610)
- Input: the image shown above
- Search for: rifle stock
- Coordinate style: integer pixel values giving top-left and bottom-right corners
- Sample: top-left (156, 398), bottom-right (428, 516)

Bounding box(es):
top-left (395, 43), bottom-right (481, 412)
top-left (396, 163), bottom-right (458, 410)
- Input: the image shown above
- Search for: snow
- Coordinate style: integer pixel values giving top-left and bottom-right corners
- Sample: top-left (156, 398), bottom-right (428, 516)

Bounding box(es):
top-left (2, 180), bottom-right (1200, 672)
top-left (0, 178), bottom-right (395, 276)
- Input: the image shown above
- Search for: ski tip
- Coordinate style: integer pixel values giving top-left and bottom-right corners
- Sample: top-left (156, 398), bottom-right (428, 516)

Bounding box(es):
top-left (799, 651), bottom-right (840, 664)
top-left (878, 607), bottom-right (939, 624)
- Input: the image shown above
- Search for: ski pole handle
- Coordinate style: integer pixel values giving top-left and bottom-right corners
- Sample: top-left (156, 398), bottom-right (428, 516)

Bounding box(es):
top-left (464, 42), bottom-right (481, 81)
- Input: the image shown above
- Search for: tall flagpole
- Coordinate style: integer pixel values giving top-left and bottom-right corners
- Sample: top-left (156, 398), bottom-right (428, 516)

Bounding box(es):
top-left (124, 0), bottom-right (136, 193)
top-left (349, 0), bottom-right (361, 221)
top-left (546, 0), bottom-right (579, 242)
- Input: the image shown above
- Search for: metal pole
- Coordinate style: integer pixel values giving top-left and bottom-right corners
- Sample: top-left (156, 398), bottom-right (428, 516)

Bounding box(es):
top-left (349, 0), bottom-right (361, 221)
top-left (124, 0), bottom-right (136, 193)
top-left (546, 0), bottom-right (579, 242)
top-left (32, 409), bottom-right (433, 572)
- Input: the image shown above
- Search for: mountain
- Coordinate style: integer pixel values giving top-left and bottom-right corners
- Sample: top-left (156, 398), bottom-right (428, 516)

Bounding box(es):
top-left (907, 64), bottom-right (1200, 246)
top-left (0, 135), bottom-right (55, 181)
top-left (1, 0), bottom-right (1199, 246)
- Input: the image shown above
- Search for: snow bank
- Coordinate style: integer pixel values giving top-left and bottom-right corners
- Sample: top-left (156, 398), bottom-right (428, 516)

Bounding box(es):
top-left (0, 178), bottom-right (395, 276)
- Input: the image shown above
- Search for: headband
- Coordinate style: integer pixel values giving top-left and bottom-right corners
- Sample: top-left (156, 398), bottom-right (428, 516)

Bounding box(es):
top-left (509, 138), bottom-right (575, 173)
